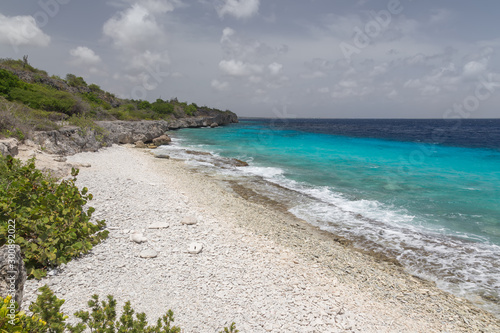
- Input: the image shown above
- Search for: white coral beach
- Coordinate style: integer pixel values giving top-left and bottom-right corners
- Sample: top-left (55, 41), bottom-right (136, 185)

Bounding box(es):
top-left (22, 145), bottom-right (500, 332)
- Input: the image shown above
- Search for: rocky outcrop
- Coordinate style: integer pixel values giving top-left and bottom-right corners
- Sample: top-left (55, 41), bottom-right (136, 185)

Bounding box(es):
top-left (0, 245), bottom-right (27, 306)
top-left (32, 126), bottom-right (111, 155)
top-left (0, 138), bottom-right (19, 157)
top-left (97, 120), bottom-right (170, 144)
top-left (194, 109), bottom-right (238, 124)
top-left (135, 141), bottom-right (147, 148)
top-left (152, 134), bottom-right (171, 146)
top-left (168, 113), bottom-right (238, 130)
top-left (231, 159), bottom-right (249, 167)
top-left (32, 114), bottom-right (238, 156)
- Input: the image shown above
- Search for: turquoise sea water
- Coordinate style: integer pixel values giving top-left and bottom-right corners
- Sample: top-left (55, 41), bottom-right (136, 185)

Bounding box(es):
top-left (158, 119), bottom-right (500, 314)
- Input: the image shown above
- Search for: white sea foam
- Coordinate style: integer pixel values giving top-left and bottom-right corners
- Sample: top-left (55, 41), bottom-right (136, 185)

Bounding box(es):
top-left (288, 192), bottom-right (500, 314)
top-left (240, 166), bottom-right (285, 179)
top-left (219, 158), bottom-right (500, 313)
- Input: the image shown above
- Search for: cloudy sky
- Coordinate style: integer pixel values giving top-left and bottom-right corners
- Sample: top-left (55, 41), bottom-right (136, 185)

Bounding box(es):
top-left (1, 0), bottom-right (499, 118)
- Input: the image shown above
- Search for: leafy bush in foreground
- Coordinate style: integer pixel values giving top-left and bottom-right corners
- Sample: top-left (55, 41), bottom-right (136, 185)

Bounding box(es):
top-left (0, 287), bottom-right (238, 332)
top-left (0, 156), bottom-right (108, 279)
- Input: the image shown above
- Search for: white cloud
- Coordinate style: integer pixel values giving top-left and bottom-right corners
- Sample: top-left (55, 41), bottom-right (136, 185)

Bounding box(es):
top-left (211, 79), bottom-right (229, 91)
top-left (219, 59), bottom-right (262, 76)
top-left (129, 50), bottom-right (170, 70)
top-left (103, 4), bottom-right (164, 50)
top-left (69, 46), bottom-right (102, 65)
top-left (400, 60), bottom-right (462, 96)
top-left (102, 1), bottom-right (174, 88)
top-left (338, 80), bottom-right (357, 88)
top-left (220, 27), bottom-right (282, 60)
top-left (268, 62), bottom-right (283, 75)
top-left (462, 60), bottom-right (487, 78)
top-left (370, 64), bottom-right (387, 77)
top-left (220, 27), bottom-right (235, 42)
top-left (217, 0), bottom-right (259, 19)
top-left (0, 13), bottom-right (50, 47)
top-left (133, 0), bottom-right (181, 13)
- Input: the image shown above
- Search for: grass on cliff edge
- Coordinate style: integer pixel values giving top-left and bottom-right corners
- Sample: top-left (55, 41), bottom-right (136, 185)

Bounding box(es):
top-left (0, 58), bottom-right (235, 141)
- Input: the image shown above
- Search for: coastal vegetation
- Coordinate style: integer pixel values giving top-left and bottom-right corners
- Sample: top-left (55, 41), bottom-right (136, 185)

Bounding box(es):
top-left (0, 58), bottom-right (240, 332)
top-left (0, 155), bottom-right (108, 279)
top-left (0, 287), bottom-right (239, 332)
top-left (0, 57), bottom-right (234, 141)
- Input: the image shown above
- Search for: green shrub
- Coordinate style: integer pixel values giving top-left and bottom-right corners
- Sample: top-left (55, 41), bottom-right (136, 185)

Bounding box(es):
top-left (1, 286), bottom-right (68, 332)
top-left (66, 74), bottom-right (87, 88)
top-left (0, 288), bottom-right (238, 333)
top-left (88, 84), bottom-right (101, 93)
top-left (151, 99), bottom-right (174, 115)
top-left (0, 293), bottom-right (52, 332)
top-left (0, 156), bottom-right (108, 279)
top-left (8, 84), bottom-right (78, 115)
top-left (220, 323), bottom-right (239, 333)
top-left (0, 69), bottom-right (23, 96)
top-left (137, 100), bottom-right (151, 110)
top-left (185, 104), bottom-right (197, 116)
top-left (67, 295), bottom-right (181, 333)
top-left (23, 285), bottom-right (68, 332)
top-left (82, 92), bottom-right (100, 104)
top-left (0, 295), bottom-right (24, 332)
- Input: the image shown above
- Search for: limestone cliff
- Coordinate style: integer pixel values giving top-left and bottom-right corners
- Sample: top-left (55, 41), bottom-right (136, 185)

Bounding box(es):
top-left (31, 114), bottom-right (238, 156)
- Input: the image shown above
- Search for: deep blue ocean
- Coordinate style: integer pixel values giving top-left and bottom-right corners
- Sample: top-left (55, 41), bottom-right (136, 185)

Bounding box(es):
top-left (158, 118), bottom-right (500, 314)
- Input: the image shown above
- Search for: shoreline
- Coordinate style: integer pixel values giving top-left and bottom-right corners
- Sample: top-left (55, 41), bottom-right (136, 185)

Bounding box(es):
top-left (22, 145), bottom-right (500, 332)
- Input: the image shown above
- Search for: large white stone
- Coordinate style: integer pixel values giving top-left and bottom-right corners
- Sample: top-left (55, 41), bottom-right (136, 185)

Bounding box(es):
top-left (140, 249), bottom-right (158, 258)
top-left (130, 233), bottom-right (147, 243)
top-left (188, 242), bottom-right (203, 254)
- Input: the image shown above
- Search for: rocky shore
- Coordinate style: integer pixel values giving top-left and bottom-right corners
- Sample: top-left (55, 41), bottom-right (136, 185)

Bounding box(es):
top-left (31, 113), bottom-right (238, 156)
top-left (20, 145), bottom-right (500, 332)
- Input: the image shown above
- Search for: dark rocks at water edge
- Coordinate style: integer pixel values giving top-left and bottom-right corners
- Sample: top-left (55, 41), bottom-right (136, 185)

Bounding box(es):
top-left (31, 112), bottom-right (238, 156)
top-left (152, 134), bottom-right (171, 146)
top-left (0, 245), bottom-right (27, 306)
